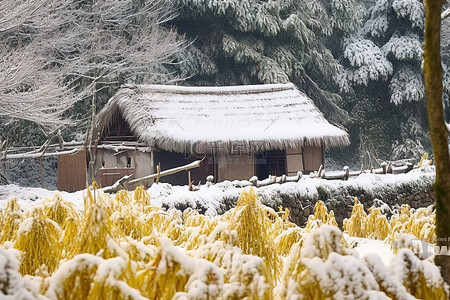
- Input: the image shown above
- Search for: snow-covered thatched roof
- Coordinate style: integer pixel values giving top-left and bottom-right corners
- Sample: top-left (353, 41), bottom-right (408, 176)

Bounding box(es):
top-left (95, 83), bottom-right (349, 153)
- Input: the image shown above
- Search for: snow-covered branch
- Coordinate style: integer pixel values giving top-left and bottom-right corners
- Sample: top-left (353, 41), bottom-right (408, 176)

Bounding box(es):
top-left (442, 7), bottom-right (450, 20)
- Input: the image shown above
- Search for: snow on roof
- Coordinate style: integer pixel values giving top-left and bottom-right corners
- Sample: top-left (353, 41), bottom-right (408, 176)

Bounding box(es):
top-left (95, 83), bottom-right (349, 153)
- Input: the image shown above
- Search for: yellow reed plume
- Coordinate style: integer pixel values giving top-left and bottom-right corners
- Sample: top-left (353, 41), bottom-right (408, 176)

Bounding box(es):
top-left (366, 206), bottom-right (390, 240)
top-left (67, 202), bottom-right (125, 259)
top-left (391, 249), bottom-right (449, 299)
top-left (344, 197), bottom-right (368, 237)
top-left (45, 254), bottom-right (103, 300)
top-left (43, 193), bottom-right (79, 227)
top-left (14, 207), bottom-right (61, 275)
top-left (226, 188), bottom-right (281, 286)
top-left (0, 197), bottom-right (22, 244)
top-left (304, 200), bottom-right (338, 231)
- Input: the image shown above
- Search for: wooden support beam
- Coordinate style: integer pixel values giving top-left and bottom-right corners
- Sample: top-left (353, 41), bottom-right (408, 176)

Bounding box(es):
top-left (127, 159), bottom-right (203, 185)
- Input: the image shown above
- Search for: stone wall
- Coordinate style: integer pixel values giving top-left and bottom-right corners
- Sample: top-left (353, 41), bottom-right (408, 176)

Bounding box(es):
top-left (155, 170), bottom-right (436, 228)
top-left (278, 185), bottom-right (435, 227)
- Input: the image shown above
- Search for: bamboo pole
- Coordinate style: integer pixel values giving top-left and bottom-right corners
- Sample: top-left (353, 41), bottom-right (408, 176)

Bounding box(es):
top-left (127, 159), bottom-right (203, 185)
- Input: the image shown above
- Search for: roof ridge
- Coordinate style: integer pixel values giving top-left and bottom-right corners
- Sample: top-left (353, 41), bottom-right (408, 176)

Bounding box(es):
top-left (122, 83), bottom-right (296, 95)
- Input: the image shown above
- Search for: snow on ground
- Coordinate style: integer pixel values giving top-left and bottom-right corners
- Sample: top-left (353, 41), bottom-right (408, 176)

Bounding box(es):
top-left (345, 234), bottom-right (394, 266)
top-left (0, 184), bottom-right (84, 212)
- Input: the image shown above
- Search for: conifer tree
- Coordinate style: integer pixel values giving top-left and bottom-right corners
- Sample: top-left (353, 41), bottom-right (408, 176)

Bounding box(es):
top-left (171, 0), bottom-right (365, 125)
top-left (339, 0), bottom-right (430, 163)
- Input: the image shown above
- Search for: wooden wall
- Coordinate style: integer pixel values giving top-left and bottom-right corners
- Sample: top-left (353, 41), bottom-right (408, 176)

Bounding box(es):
top-left (303, 145), bottom-right (323, 174)
top-left (57, 150), bottom-right (87, 192)
top-left (97, 167), bottom-right (135, 187)
top-left (217, 153), bottom-right (254, 181)
top-left (286, 148), bottom-right (303, 176)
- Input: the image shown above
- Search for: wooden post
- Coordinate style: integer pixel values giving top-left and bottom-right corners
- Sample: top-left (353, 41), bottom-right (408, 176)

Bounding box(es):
top-left (156, 163), bottom-right (161, 184)
top-left (317, 164), bottom-right (323, 178)
top-left (188, 170), bottom-right (192, 191)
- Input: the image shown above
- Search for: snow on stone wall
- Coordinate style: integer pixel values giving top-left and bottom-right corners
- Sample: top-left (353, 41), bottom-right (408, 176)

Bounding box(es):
top-left (150, 167), bottom-right (435, 227)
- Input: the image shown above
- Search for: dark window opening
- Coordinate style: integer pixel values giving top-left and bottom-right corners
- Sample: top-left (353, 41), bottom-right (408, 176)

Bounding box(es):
top-left (126, 157), bottom-right (131, 168)
top-left (256, 150), bottom-right (286, 179)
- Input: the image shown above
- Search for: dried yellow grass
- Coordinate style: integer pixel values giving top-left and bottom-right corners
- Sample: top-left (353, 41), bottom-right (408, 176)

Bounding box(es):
top-left (313, 200), bottom-right (328, 223)
top-left (87, 257), bottom-right (144, 300)
top-left (133, 185), bottom-right (152, 208)
top-left (110, 204), bottom-right (146, 239)
top-left (43, 193), bottom-right (79, 227)
top-left (67, 202), bottom-right (125, 259)
top-left (388, 205), bottom-right (436, 245)
top-left (0, 197), bottom-right (22, 244)
top-left (304, 200), bottom-right (338, 231)
top-left (366, 206), bottom-right (390, 240)
top-left (45, 254), bottom-right (102, 300)
top-left (191, 241), bottom-right (273, 300)
top-left (280, 226), bottom-right (352, 299)
top-left (225, 188), bottom-right (281, 286)
top-left (392, 249), bottom-right (449, 299)
top-left (14, 207), bottom-right (61, 275)
top-left (274, 227), bottom-right (303, 256)
top-left (344, 197), bottom-right (368, 237)
top-left (3, 185), bottom-right (449, 300)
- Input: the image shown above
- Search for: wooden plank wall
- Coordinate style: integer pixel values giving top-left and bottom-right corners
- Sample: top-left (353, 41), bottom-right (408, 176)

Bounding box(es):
top-left (303, 146), bottom-right (323, 174)
top-left (98, 167), bottom-right (135, 187)
top-left (57, 150), bottom-right (87, 192)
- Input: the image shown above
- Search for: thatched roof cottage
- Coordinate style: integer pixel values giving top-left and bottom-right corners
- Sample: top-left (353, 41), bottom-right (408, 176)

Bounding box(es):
top-left (58, 83), bottom-right (349, 190)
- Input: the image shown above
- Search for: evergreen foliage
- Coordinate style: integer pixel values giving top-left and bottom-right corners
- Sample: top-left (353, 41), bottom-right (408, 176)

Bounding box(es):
top-left (171, 0), bottom-right (365, 125)
top-left (336, 0), bottom-right (429, 164)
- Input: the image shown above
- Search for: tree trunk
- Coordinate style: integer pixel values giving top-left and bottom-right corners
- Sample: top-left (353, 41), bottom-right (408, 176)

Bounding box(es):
top-left (423, 0), bottom-right (450, 284)
top-left (86, 81), bottom-right (97, 183)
